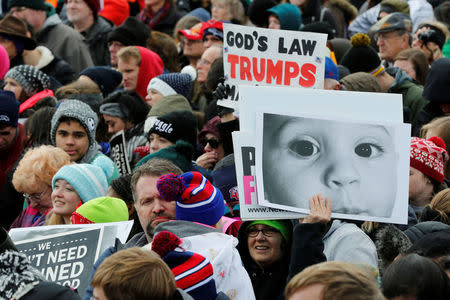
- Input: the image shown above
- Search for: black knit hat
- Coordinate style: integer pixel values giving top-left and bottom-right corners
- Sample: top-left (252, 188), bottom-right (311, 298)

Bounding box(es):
top-left (149, 110), bottom-right (198, 148)
top-left (79, 66), bottom-right (122, 97)
top-left (7, 0), bottom-right (49, 11)
top-left (341, 33), bottom-right (382, 74)
top-left (422, 58), bottom-right (450, 103)
top-left (107, 17), bottom-right (150, 47)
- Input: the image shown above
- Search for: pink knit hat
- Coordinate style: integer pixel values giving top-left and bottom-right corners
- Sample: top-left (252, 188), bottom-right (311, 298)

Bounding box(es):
top-left (0, 45), bottom-right (10, 80)
top-left (410, 137), bottom-right (448, 183)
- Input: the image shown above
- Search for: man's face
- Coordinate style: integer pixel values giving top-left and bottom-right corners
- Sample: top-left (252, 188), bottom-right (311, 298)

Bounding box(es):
top-left (203, 35), bottom-right (223, 49)
top-left (109, 41), bottom-right (125, 67)
top-left (66, 0), bottom-right (93, 25)
top-left (196, 47), bottom-right (221, 83)
top-left (183, 38), bottom-right (205, 60)
top-left (0, 125), bottom-right (17, 150)
top-left (134, 175), bottom-right (176, 241)
top-left (55, 120), bottom-right (90, 162)
top-left (10, 6), bottom-right (43, 32)
top-left (376, 30), bottom-right (410, 62)
top-left (118, 57), bottom-right (140, 92)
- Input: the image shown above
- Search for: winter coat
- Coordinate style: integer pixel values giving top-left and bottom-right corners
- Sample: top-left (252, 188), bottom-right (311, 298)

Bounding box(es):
top-left (325, 0), bottom-right (358, 38)
top-left (138, 4), bottom-right (186, 36)
top-left (34, 46), bottom-right (76, 86)
top-left (386, 67), bottom-right (428, 127)
top-left (323, 220), bottom-right (379, 268)
top-left (301, 0), bottom-right (338, 30)
top-left (65, 16), bottom-right (113, 66)
top-left (237, 221), bottom-right (293, 300)
top-left (37, 14), bottom-right (94, 74)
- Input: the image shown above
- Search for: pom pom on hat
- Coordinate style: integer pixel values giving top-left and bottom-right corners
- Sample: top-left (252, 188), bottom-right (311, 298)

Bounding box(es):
top-left (152, 231), bottom-right (182, 258)
top-left (157, 171), bottom-right (225, 226)
top-left (350, 33), bottom-right (371, 47)
top-left (410, 137), bottom-right (448, 183)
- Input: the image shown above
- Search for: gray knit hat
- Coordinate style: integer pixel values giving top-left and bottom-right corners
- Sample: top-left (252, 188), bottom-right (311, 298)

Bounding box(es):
top-left (5, 65), bottom-right (50, 98)
top-left (50, 99), bottom-right (98, 147)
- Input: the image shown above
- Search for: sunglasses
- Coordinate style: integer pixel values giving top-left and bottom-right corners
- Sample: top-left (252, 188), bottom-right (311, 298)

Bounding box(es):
top-left (201, 138), bottom-right (220, 149)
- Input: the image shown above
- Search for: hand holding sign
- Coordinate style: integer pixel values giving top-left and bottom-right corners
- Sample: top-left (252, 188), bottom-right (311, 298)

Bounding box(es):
top-left (302, 194), bottom-right (332, 224)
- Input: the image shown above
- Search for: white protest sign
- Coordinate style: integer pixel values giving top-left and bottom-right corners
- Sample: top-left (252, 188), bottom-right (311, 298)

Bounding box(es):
top-left (233, 131), bottom-right (305, 220)
top-left (220, 24), bottom-right (328, 109)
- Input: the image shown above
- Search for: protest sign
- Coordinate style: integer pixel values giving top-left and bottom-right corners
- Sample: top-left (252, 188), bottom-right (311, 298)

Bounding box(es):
top-left (110, 130), bottom-right (131, 175)
top-left (233, 131), bottom-right (305, 220)
top-left (220, 24), bottom-right (328, 109)
top-left (254, 111), bottom-right (410, 224)
top-left (15, 227), bottom-right (104, 294)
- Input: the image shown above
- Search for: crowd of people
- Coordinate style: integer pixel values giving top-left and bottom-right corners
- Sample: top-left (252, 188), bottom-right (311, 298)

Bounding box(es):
top-left (0, 0), bottom-right (449, 299)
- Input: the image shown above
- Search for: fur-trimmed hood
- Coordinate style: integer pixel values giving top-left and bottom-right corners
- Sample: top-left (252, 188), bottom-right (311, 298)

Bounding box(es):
top-left (328, 0), bottom-right (358, 22)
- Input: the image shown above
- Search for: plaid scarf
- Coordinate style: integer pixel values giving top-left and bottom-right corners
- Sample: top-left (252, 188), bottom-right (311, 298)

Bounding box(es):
top-left (138, 0), bottom-right (171, 29)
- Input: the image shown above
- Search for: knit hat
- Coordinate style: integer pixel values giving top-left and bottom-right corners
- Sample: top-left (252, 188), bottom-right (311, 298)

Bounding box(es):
top-left (147, 71), bottom-right (195, 100)
top-left (341, 33), bottom-right (382, 74)
top-left (380, 0), bottom-right (410, 15)
top-left (52, 164), bottom-right (108, 203)
top-left (300, 22), bottom-right (335, 40)
top-left (179, 22), bottom-right (204, 40)
top-left (267, 3), bottom-right (302, 31)
top-left (410, 137), bottom-right (448, 183)
top-left (70, 196), bottom-right (128, 224)
top-left (152, 231), bottom-right (217, 300)
top-left (50, 99), bottom-right (98, 148)
top-left (157, 171), bottom-right (225, 226)
top-left (135, 140), bottom-right (194, 172)
top-left (80, 67), bottom-right (123, 97)
top-left (187, 8), bottom-right (211, 22)
top-left (340, 72), bottom-right (382, 92)
top-left (373, 12), bottom-right (412, 33)
top-left (325, 56), bottom-right (339, 81)
top-left (201, 19), bottom-right (224, 41)
top-left (5, 65), bottom-right (50, 98)
top-left (0, 15), bottom-right (36, 51)
top-left (107, 17), bottom-right (150, 47)
top-left (247, 220), bottom-right (292, 242)
top-left (82, 0), bottom-right (100, 16)
top-left (0, 45), bottom-right (10, 80)
top-left (147, 94), bottom-right (192, 117)
top-left (149, 110), bottom-right (198, 147)
top-left (198, 116), bottom-right (221, 143)
top-left (0, 91), bottom-right (19, 127)
top-left (212, 154), bottom-right (238, 207)
top-left (422, 58), bottom-right (450, 103)
top-left (7, 0), bottom-right (49, 11)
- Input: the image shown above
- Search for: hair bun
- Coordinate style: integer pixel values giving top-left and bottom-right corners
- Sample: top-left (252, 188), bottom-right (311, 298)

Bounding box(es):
top-left (428, 136), bottom-right (446, 149)
top-left (350, 33), bottom-right (371, 47)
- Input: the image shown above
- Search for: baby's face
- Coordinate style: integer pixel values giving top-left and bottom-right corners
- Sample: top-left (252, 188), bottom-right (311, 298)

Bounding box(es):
top-left (263, 115), bottom-right (397, 218)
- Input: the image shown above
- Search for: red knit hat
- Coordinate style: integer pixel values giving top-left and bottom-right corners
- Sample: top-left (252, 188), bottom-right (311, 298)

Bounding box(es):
top-left (83, 0), bottom-right (100, 16)
top-left (410, 137), bottom-right (448, 183)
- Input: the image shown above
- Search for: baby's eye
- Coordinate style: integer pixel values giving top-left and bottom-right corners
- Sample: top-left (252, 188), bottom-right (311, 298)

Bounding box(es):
top-left (355, 143), bottom-right (383, 158)
top-left (288, 139), bottom-right (319, 157)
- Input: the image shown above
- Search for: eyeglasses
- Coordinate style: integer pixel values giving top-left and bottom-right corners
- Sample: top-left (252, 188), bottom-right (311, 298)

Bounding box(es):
top-left (23, 187), bottom-right (49, 203)
top-left (201, 138), bottom-right (220, 149)
top-left (247, 227), bottom-right (280, 237)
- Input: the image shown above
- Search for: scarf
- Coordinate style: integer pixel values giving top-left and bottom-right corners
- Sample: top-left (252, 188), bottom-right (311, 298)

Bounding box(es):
top-left (138, 0), bottom-right (171, 29)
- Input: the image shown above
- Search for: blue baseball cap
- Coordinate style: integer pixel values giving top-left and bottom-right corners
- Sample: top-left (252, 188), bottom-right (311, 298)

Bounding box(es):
top-left (325, 57), bottom-right (339, 81)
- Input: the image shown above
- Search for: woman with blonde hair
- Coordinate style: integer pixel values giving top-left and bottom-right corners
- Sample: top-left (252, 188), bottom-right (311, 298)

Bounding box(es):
top-left (11, 145), bottom-right (71, 228)
top-left (211, 0), bottom-right (246, 24)
top-left (420, 188), bottom-right (450, 224)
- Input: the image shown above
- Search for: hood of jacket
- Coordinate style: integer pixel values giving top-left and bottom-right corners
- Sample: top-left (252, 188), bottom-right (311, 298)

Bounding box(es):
top-left (386, 66), bottom-right (413, 88)
top-left (328, 0), bottom-right (358, 22)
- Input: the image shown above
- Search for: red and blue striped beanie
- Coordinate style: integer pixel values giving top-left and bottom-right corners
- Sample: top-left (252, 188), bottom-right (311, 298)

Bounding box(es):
top-left (157, 172), bottom-right (225, 226)
top-left (152, 231), bottom-right (217, 300)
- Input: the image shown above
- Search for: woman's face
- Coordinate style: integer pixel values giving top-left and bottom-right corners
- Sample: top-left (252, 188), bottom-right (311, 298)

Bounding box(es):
top-left (145, 89), bottom-right (163, 107)
top-left (263, 115), bottom-right (397, 217)
top-left (409, 167), bottom-right (433, 203)
top-left (394, 59), bottom-right (416, 81)
top-left (51, 179), bottom-right (81, 216)
top-left (204, 133), bottom-right (225, 161)
top-left (103, 114), bottom-right (127, 134)
top-left (268, 15), bottom-right (281, 30)
top-left (149, 133), bottom-right (174, 154)
top-left (247, 224), bottom-right (284, 269)
top-left (211, 0), bottom-right (231, 21)
top-left (4, 77), bottom-right (24, 101)
top-left (25, 183), bottom-right (52, 215)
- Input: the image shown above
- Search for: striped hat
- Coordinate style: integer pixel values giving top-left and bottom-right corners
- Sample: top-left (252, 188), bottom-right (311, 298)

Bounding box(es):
top-left (52, 164), bottom-right (108, 203)
top-left (157, 172), bottom-right (225, 226)
top-left (152, 231), bottom-right (217, 300)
